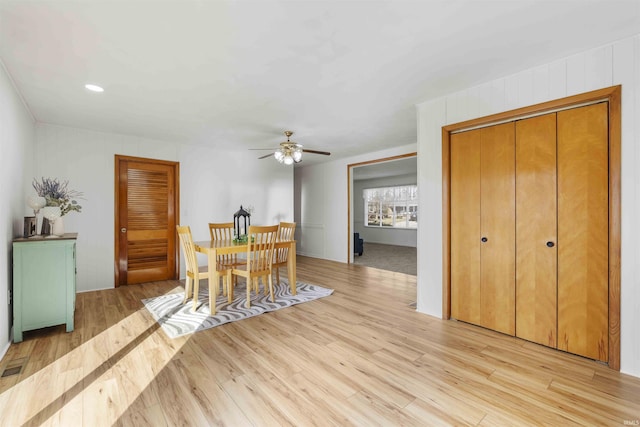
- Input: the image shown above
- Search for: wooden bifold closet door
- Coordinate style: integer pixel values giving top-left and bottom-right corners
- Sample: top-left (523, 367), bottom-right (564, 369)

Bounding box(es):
top-left (515, 113), bottom-right (558, 348)
top-left (450, 122), bottom-right (515, 336)
top-left (450, 102), bottom-right (609, 362)
top-left (450, 130), bottom-right (481, 327)
top-left (556, 103), bottom-right (609, 361)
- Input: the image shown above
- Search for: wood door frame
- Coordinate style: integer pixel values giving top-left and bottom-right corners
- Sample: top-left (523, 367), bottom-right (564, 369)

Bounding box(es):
top-left (442, 85), bottom-right (621, 370)
top-left (346, 152), bottom-right (417, 263)
top-left (114, 155), bottom-right (180, 286)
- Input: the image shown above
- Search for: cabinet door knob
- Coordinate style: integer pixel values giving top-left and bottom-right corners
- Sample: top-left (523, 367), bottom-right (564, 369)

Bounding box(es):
top-left (546, 241), bottom-right (555, 247)
top-left (121, 228), bottom-right (127, 233)
top-left (481, 237), bottom-right (488, 243)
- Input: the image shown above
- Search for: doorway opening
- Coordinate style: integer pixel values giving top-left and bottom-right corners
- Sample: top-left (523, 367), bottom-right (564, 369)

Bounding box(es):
top-left (347, 153), bottom-right (417, 275)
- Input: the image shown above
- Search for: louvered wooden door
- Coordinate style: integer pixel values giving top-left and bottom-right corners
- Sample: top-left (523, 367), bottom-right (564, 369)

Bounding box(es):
top-left (115, 156), bottom-right (179, 286)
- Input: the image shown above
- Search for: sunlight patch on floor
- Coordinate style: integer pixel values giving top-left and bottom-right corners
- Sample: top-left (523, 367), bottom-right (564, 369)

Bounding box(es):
top-left (0, 286), bottom-right (187, 425)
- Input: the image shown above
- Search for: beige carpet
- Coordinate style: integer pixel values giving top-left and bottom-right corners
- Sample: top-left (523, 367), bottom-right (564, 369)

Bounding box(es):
top-left (354, 242), bottom-right (416, 275)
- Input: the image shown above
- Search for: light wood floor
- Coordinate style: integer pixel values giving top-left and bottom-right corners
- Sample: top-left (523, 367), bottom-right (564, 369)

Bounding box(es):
top-left (1, 256), bottom-right (639, 426)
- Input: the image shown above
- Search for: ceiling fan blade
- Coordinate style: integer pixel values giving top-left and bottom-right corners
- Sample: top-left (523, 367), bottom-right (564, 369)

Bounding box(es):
top-left (249, 148), bottom-right (279, 150)
top-left (258, 153), bottom-right (275, 159)
top-left (303, 149), bottom-right (331, 156)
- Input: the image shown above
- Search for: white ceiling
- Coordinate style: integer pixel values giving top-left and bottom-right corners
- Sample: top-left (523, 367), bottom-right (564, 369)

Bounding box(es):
top-left (1, 1), bottom-right (639, 165)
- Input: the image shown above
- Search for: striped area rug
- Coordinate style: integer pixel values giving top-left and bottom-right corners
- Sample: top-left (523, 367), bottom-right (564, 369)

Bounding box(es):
top-left (142, 279), bottom-right (333, 338)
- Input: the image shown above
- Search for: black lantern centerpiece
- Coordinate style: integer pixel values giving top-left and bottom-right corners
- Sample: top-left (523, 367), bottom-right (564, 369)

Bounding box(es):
top-left (233, 205), bottom-right (251, 241)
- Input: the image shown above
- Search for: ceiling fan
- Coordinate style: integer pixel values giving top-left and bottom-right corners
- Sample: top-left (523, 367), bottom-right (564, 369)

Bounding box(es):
top-left (252, 131), bottom-right (331, 165)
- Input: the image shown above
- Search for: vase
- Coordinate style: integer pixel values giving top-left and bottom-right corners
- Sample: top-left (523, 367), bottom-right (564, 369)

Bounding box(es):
top-left (42, 206), bottom-right (62, 237)
top-left (52, 215), bottom-right (65, 236)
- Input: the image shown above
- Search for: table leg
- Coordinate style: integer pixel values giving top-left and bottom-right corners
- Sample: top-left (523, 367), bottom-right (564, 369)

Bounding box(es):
top-left (227, 270), bottom-right (234, 303)
top-left (209, 251), bottom-right (220, 315)
top-left (287, 241), bottom-right (297, 295)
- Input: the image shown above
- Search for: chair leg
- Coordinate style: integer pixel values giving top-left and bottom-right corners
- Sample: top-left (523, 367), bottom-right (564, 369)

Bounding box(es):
top-left (192, 275), bottom-right (201, 312)
top-left (208, 279), bottom-right (217, 316)
top-left (222, 274), bottom-right (228, 298)
top-left (221, 275), bottom-right (226, 297)
top-left (246, 276), bottom-right (252, 308)
top-left (182, 276), bottom-right (192, 304)
top-left (267, 273), bottom-right (275, 302)
top-left (227, 270), bottom-right (234, 303)
top-left (275, 267), bottom-right (280, 285)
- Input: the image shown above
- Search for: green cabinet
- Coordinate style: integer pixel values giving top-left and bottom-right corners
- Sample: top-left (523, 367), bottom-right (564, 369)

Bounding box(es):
top-left (12, 234), bottom-right (77, 343)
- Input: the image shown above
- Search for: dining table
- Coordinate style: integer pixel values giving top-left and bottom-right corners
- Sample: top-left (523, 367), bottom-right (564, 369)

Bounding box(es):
top-left (193, 238), bottom-right (297, 312)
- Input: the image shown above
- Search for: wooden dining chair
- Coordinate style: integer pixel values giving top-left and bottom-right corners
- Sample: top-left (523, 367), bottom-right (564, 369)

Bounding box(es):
top-left (273, 221), bottom-right (296, 285)
top-left (208, 222), bottom-right (235, 241)
top-left (177, 225), bottom-right (225, 314)
top-left (228, 225), bottom-right (279, 308)
top-left (208, 222), bottom-right (242, 293)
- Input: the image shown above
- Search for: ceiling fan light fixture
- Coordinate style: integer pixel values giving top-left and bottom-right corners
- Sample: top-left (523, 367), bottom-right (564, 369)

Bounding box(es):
top-left (254, 130), bottom-right (329, 164)
top-left (292, 148), bottom-right (303, 163)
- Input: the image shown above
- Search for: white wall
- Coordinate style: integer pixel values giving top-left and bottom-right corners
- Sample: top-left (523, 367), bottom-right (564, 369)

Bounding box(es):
top-left (416, 34), bottom-right (640, 377)
top-left (354, 173), bottom-right (417, 247)
top-left (0, 62), bottom-right (35, 356)
top-left (35, 124), bottom-right (293, 291)
top-left (294, 143), bottom-right (417, 261)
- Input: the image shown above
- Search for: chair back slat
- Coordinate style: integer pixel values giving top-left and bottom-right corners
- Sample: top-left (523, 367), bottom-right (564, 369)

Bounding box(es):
top-left (246, 225), bottom-right (278, 273)
top-left (208, 222), bottom-right (235, 241)
top-left (177, 225), bottom-right (199, 276)
top-left (209, 222), bottom-right (238, 266)
top-left (275, 222), bottom-right (296, 263)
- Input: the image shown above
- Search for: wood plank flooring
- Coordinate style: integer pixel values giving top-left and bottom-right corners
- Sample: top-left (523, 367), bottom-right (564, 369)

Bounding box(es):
top-left (1, 256), bottom-right (639, 426)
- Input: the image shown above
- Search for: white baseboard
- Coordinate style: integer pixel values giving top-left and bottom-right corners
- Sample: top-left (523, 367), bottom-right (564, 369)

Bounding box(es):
top-left (0, 339), bottom-right (11, 363)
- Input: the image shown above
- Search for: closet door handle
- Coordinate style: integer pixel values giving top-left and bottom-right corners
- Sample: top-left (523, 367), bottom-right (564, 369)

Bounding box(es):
top-left (481, 237), bottom-right (488, 243)
top-left (546, 241), bottom-right (555, 248)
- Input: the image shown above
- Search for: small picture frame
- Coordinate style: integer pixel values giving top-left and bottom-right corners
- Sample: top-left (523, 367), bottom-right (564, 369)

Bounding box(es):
top-left (23, 216), bottom-right (36, 238)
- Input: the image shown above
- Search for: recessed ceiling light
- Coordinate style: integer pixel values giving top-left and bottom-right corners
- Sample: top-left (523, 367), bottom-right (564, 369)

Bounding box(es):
top-left (85, 84), bottom-right (104, 92)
